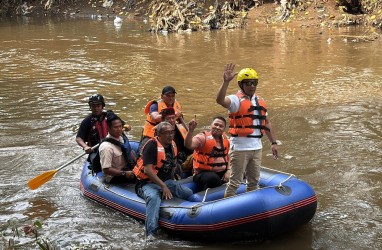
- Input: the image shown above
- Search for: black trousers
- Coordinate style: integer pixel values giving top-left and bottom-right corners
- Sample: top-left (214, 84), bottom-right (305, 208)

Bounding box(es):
top-left (193, 171), bottom-right (225, 191)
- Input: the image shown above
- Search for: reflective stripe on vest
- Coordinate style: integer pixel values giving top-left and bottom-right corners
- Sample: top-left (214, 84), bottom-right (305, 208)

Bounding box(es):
top-left (192, 131), bottom-right (229, 172)
top-left (228, 91), bottom-right (269, 138)
top-left (133, 137), bottom-right (178, 181)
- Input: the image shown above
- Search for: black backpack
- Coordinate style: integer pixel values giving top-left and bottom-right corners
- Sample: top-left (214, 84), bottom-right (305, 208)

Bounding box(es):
top-left (91, 136), bottom-right (136, 174)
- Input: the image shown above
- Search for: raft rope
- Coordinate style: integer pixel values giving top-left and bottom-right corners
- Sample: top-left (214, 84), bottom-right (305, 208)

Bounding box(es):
top-left (94, 175), bottom-right (146, 205)
top-left (92, 169), bottom-right (296, 210)
top-left (260, 166), bottom-right (294, 176)
top-left (277, 174), bottom-right (295, 188)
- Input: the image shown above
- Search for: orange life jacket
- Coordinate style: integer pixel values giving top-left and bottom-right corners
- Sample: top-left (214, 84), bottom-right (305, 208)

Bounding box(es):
top-left (228, 91), bottom-right (270, 138)
top-left (133, 137), bottom-right (178, 181)
top-left (88, 113), bottom-right (108, 146)
top-left (175, 121), bottom-right (187, 140)
top-left (192, 132), bottom-right (230, 173)
top-left (142, 99), bottom-right (182, 138)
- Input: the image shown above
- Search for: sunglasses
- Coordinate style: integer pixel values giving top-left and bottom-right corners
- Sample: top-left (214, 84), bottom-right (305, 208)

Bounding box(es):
top-left (242, 80), bottom-right (259, 87)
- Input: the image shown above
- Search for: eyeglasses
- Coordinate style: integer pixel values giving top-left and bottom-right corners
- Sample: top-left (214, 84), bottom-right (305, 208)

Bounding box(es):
top-left (242, 80), bottom-right (259, 87)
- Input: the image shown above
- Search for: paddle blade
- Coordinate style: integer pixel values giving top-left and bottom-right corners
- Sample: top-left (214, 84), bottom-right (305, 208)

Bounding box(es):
top-left (28, 170), bottom-right (58, 190)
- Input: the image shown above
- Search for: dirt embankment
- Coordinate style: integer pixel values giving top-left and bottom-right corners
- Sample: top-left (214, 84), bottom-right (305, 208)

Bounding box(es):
top-left (1, 0), bottom-right (382, 34)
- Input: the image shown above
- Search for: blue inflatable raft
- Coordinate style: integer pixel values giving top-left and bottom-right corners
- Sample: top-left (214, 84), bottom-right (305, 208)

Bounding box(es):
top-left (80, 141), bottom-right (317, 241)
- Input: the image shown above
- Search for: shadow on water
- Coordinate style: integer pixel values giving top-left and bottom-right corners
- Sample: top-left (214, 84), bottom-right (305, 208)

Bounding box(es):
top-left (23, 198), bottom-right (58, 220)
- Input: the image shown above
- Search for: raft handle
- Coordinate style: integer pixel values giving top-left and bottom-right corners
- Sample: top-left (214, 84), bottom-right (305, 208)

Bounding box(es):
top-left (202, 188), bottom-right (210, 203)
top-left (188, 205), bottom-right (202, 217)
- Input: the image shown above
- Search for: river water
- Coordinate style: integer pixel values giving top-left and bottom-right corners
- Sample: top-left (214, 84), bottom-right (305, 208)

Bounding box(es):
top-left (0, 15), bottom-right (381, 249)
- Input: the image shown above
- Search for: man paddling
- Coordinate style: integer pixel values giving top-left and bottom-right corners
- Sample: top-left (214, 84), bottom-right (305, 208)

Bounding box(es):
top-left (76, 94), bottom-right (108, 163)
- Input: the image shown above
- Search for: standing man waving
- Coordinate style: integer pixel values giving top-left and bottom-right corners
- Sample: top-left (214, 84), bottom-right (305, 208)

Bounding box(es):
top-left (216, 63), bottom-right (279, 198)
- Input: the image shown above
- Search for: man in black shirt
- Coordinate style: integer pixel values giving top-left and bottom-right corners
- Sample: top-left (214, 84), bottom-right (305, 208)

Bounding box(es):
top-left (133, 122), bottom-right (193, 240)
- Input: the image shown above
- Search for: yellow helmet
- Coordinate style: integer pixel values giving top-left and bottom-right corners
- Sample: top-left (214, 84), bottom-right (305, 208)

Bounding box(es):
top-left (237, 68), bottom-right (259, 82)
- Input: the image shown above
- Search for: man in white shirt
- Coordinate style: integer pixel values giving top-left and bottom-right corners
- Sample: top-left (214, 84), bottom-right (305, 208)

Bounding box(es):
top-left (216, 63), bottom-right (279, 197)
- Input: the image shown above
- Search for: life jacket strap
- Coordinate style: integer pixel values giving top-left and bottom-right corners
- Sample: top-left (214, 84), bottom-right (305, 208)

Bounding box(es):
top-left (248, 105), bottom-right (267, 112)
top-left (146, 120), bottom-right (157, 126)
top-left (230, 133), bottom-right (263, 138)
top-left (229, 114), bottom-right (266, 120)
top-left (229, 125), bottom-right (270, 131)
top-left (194, 159), bottom-right (228, 167)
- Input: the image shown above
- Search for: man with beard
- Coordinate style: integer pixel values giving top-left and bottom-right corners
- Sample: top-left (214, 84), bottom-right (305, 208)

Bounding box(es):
top-left (185, 116), bottom-right (231, 191)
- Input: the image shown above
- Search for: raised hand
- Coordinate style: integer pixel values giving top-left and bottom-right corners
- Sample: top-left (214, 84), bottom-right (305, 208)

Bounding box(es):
top-left (223, 63), bottom-right (237, 83)
top-left (188, 119), bottom-right (198, 131)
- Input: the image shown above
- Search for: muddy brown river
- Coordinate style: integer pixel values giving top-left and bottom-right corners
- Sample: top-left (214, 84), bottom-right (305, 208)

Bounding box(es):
top-left (0, 16), bottom-right (381, 249)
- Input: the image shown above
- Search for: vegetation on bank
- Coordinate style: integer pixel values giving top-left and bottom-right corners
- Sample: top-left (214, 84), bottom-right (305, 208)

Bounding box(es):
top-left (1, 219), bottom-right (55, 249)
top-left (1, 1), bottom-right (381, 33)
top-left (2, 218), bottom-right (100, 249)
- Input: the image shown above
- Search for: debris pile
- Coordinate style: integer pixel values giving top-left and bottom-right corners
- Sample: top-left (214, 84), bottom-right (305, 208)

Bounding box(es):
top-left (270, 0), bottom-right (382, 29)
top-left (147, 0), bottom-right (248, 33)
top-left (0, 0), bottom-right (381, 32)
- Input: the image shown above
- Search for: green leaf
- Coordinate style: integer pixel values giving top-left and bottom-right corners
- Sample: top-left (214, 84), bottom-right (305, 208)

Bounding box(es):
top-left (37, 241), bottom-right (48, 250)
top-left (34, 221), bottom-right (43, 229)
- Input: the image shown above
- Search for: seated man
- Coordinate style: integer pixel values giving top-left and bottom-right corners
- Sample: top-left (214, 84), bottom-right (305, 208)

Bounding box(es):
top-left (139, 86), bottom-right (183, 154)
top-left (133, 121), bottom-right (193, 239)
top-left (185, 116), bottom-right (231, 191)
top-left (99, 113), bottom-right (136, 184)
top-left (157, 107), bottom-right (193, 178)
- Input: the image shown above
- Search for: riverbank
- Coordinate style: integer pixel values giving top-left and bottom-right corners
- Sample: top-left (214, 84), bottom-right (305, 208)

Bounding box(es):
top-left (1, 0), bottom-right (381, 36)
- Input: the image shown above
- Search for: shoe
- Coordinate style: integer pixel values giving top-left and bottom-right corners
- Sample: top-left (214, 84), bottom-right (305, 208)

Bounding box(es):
top-left (146, 234), bottom-right (156, 242)
top-left (246, 185), bottom-right (259, 192)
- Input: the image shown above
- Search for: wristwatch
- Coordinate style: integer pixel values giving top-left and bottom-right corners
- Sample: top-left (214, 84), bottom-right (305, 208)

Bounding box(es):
top-left (121, 171), bottom-right (126, 176)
